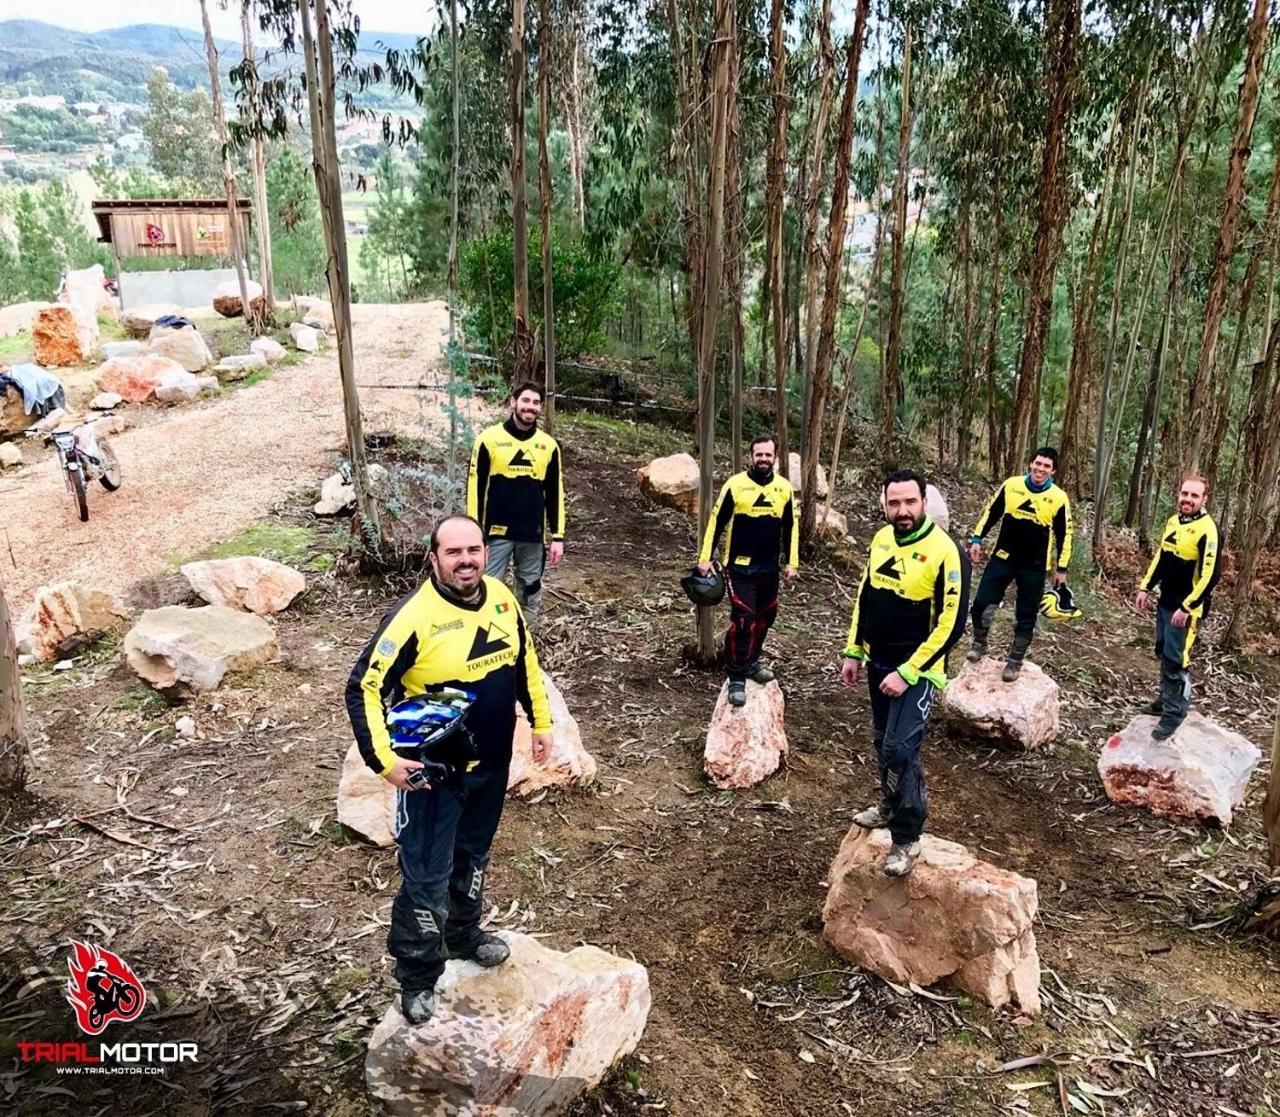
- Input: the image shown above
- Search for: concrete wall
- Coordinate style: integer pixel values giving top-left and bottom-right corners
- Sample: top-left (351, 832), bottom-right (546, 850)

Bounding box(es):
top-left (119, 269), bottom-right (242, 310)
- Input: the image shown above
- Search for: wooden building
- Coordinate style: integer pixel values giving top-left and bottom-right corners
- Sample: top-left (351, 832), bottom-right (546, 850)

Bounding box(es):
top-left (91, 199), bottom-right (252, 264)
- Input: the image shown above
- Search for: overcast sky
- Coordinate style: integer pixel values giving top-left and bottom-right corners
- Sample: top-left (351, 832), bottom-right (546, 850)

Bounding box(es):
top-left (0, 1), bottom-right (433, 40)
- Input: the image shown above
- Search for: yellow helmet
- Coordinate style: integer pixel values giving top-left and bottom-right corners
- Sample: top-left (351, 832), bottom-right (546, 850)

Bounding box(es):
top-left (1040, 583), bottom-right (1082, 621)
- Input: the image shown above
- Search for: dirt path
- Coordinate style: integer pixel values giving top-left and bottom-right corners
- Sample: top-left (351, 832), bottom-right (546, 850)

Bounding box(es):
top-left (0, 301), bottom-right (489, 608)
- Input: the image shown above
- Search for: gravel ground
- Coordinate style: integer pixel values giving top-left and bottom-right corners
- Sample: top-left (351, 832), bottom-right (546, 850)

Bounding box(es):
top-left (0, 301), bottom-right (491, 609)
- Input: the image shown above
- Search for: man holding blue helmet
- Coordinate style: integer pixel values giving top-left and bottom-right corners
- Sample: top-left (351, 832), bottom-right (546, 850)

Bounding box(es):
top-left (347, 514), bottom-right (553, 1025)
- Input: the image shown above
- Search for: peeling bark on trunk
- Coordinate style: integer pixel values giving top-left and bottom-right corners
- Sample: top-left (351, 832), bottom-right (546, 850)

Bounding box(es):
top-left (241, 2), bottom-right (273, 312)
top-left (511, 0), bottom-right (534, 382)
top-left (0, 580), bottom-right (27, 792)
top-left (801, 0), bottom-right (836, 418)
top-left (537, 0), bottom-right (556, 429)
top-left (726, 17), bottom-right (744, 473)
top-left (765, 0), bottom-right (790, 468)
top-left (882, 22), bottom-right (912, 450)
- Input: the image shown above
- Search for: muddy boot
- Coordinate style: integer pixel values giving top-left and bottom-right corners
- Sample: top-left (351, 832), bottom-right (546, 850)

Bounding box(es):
top-left (1141, 698), bottom-right (1164, 716)
top-left (853, 803), bottom-right (890, 829)
top-left (1002, 634), bottom-right (1032, 683)
top-left (448, 930), bottom-right (510, 968)
top-left (748, 662), bottom-right (775, 684)
top-left (966, 625), bottom-right (989, 663)
top-left (883, 841), bottom-right (922, 877)
top-left (728, 680), bottom-right (747, 707)
top-left (400, 987), bottom-right (437, 1025)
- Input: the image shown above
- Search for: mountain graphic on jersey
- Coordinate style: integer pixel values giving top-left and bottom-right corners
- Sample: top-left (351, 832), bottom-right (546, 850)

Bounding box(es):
top-left (468, 623), bottom-right (512, 661)
top-left (508, 449), bottom-right (533, 469)
top-left (1165, 531), bottom-right (1178, 545)
top-left (1017, 497), bottom-right (1037, 514)
top-left (875, 555), bottom-right (903, 580)
top-left (753, 492), bottom-right (773, 509)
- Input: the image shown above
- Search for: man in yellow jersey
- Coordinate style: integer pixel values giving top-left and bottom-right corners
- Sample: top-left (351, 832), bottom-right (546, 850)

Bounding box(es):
top-left (346, 515), bottom-right (553, 1024)
top-left (841, 470), bottom-right (970, 877)
top-left (967, 446), bottom-right (1073, 681)
top-left (468, 381), bottom-right (565, 627)
top-left (1135, 475), bottom-right (1221, 740)
top-left (697, 434), bottom-right (798, 706)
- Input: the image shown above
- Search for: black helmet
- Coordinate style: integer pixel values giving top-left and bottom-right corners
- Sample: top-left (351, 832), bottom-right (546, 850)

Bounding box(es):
top-left (681, 563), bottom-right (726, 607)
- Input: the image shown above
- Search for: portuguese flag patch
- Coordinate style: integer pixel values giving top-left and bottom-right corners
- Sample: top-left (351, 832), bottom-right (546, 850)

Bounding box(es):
top-left (494, 601), bottom-right (510, 615)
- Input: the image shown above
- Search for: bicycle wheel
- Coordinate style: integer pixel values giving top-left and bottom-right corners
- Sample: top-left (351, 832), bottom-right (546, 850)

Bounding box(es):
top-left (96, 439), bottom-right (122, 491)
top-left (69, 465), bottom-right (88, 522)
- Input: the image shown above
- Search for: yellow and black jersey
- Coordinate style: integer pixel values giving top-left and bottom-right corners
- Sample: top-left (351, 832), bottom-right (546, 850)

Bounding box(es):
top-left (467, 418), bottom-right (565, 544)
top-left (970, 475), bottom-right (1073, 572)
top-left (699, 470), bottom-right (799, 573)
top-left (1140, 510), bottom-right (1221, 618)
top-left (844, 518), bottom-right (970, 687)
top-left (346, 575), bottom-right (552, 776)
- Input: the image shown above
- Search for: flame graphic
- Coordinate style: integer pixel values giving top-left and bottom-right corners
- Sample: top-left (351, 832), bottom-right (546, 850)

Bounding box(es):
top-left (65, 940), bottom-right (146, 1035)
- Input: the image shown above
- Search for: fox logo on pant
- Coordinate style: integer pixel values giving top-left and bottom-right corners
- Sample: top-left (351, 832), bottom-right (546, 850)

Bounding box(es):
top-left (65, 941), bottom-right (146, 1035)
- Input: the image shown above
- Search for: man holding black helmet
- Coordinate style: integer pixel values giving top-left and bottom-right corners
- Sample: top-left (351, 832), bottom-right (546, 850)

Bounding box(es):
top-left (346, 515), bottom-right (553, 1025)
top-left (696, 434), bottom-right (798, 707)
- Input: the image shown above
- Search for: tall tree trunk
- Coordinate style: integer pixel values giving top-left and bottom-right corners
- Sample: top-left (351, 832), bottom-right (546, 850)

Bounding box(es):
top-left (801, 0), bottom-right (836, 430)
top-left (561, 10), bottom-right (587, 231)
top-left (446, 0), bottom-right (461, 484)
top-left (200, 0), bottom-right (256, 333)
top-left (241, 2), bottom-right (274, 312)
top-left (297, 0), bottom-right (381, 549)
top-left (765, 0), bottom-right (790, 468)
top-left (726, 10), bottom-right (744, 472)
top-left (694, 0), bottom-right (733, 661)
top-left (0, 580), bottom-right (27, 792)
top-left (1265, 693), bottom-right (1280, 872)
top-left (801, 0), bottom-right (870, 544)
top-left (1186, 0), bottom-right (1271, 468)
top-left (511, 0), bottom-right (534, 381)
top-left (984, 181), bottom-right (1005, 473)
top-left (1007, 0), bottom-right (1081, 471)
top-left (537, 0), bottom-right (556, 430)
top-left (667, 0), bottom-right (705, 379)
top-left (957, 166), bottom-right (976, 470)
top-left (882, 21), bottom-right (912, 449)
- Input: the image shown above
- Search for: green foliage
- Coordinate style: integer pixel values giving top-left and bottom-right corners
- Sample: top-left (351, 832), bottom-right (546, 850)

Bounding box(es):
top-left (266, 145), bottom-right (327, 298)
top-left (459, 229), bottom-right (621, 359)
top-left (358, 152), bottom-right (415, 302)
top-left (141, 67), bottom-right (221, 193)
top-left (0, 179), bottom-right (109, 303)
top-left (0, 103), bottom-right (98, 153)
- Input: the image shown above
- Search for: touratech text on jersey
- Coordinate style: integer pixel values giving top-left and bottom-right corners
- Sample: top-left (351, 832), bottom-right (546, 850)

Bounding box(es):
top-left (699, 470), bottom-right (800, 572)
top-left (1141, 510), bottom-right (1221, 618)
top-left (346, 575), bottom-right (552, 775)
top-left (971, 476), bottom-right (1074, 572)
top-left (844, 518), bottom-right (971, 687)
top-left (467, 418), bottom-right (565, 544)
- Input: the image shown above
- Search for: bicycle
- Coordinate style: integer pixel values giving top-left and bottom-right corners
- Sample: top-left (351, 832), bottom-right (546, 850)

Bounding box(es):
top-left (44, 421), bottom-right (122, 522)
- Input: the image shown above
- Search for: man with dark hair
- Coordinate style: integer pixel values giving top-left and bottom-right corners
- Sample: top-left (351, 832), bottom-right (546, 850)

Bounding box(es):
top-left (467, 381), bottom-right (565, 627)
top-left (697, 434), bottom-right (798, 706)
top-left (967, 446), bottom-right (1073, 681)
top-left (841, 469), bottom-right (970, 877)
top-left (1135, 475), bottom-right (1221, 740)
top-left (346, 514), bottom-right (553, 1025)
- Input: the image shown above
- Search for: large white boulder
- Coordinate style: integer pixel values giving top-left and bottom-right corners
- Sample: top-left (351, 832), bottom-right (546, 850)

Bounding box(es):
top-left (509, 675), bottom-right (597, 796)
top-left (20, 582), bottom-right (128, 662)
top-left (212, 279), bottom-right (265, 319)
top-left (294, 294), bottom-right (335, 331)
top-left (336, 743), bottom-right (394, 847)
top-left (635, 453), bottom-right (699, 514)
top-left (249, 336), bottom-right (287, 362)
top-left (288, 322), bottom-right (320, 352)
top-left (147, 323), bottom-right (212, 372)
top-left (180, 556), bottom-right (306, 615)
top-left (365, 932), bottom-right (651, 1117)
top-left (942, 657), bottom-right (1060, 750)
top-left (153, 366), bottom-right (203, 403)
top-left (822, 827), bottom-right (1041, 1014)
top-left (123, 605), bottom-right (278, 693)
top-left (787, 451), bottom-right (829, 499)
top-left (1099, 712), bottom-right (1262, 826)
top-left (63, 264), bottom-right (116, 321)
top-left (704, 679), bottom-right (788, 790)
top-left (96, 353), bottom-right (189, 404)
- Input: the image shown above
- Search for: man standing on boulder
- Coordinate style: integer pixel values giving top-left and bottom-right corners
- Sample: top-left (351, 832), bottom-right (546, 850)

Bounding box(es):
top-left (346, 515), bottom-right (553, 1025)
top-left (966, 446), bottom-right (1073, 681)
top-left (840, 470), bottom-right (970, 877)
top-left (1135, 475), bottom-right (1220, 740)
top-left (697, 434), bottom-right (799, 707)
top-left (468, 381), bottom-right (565, 627)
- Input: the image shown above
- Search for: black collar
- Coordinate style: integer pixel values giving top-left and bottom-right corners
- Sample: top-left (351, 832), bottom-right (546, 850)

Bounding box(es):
top-left (1177, 509), bottom-right (1207, 525)
top-left (431, 574), bottom-right (487, 611)
top-left (504, 416), bottom-right (536, 441)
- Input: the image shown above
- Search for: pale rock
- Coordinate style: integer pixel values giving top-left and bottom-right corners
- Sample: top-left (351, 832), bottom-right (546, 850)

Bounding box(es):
top-left (180, 556), bottom-right (306, 614)
top-left (293, 294), bottom-right (335, 331)
top-left (510, 675), bottom-right (597, 796)
top-left (1099, 712), bottom-right (1262, 826)
top-left (63, 265), bottom-right (116, 320)
top-left (787, 452), bottom-right (829, 499)
top-left (822, 827), bottom-right (1041, 1014)
top-left (313, 465), bottom-right (388, 516)
top-left (24, 581), bottom-right (128, 663)
top-left (1, 386), bottom-right (36, 436)
top-left (212, 279), bottom-right (265, 319)
top-left (96, 354), bottom-right (188, 404)
top-left (704, 679), bottom-right (788, 790)
top-left (635, 452), bottom-right (700, 514)
top-left (30, 408), bottom-right (70, 433)
top-left (153, 367), bottom-right (202, 403)
top-left (18, 653), bottom-right (35, 668)
top-left (213, 352), bottom-right (268, 382)
top-left (365, 932), bottom-right (651, 1117)
top-left (175, 716), bottom-right (196, 739)
top-left (249, 336), bottom-right (287, 362)
top-left (147, 323), bottom-right (212, 372)
top-left (121, 304), bottom-right (181, 339)
top-left (195, 376), bottom-right (219, 395)
top-left (820, 507), bottom-right (848, 538)
top-left (336, 742), bottom-right (395, 847)
top-left (289, 322), bottom-right (320, 353)
top-left (33, 305), bottom-right (97, 367)
top-left (942, 657), bottom-right (1060, 751)
top-left (0, 300), bottom-right (54, 339)
top-left (0, 442), bottom-right (22, 468)
top-left (90, 392), bottom-right (123, 411)
top-left (102, 340), bottom-right (143, 360)
top-left (123, 605), bottom-right (278, 693)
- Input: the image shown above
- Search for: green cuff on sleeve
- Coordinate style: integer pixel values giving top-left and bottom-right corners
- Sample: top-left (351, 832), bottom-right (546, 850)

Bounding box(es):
top-left (897, 664), bottom-right (920, 686)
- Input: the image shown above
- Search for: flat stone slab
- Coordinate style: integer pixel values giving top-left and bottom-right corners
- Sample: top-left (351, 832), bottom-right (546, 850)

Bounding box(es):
top-left (704, 679), bottom-right (788, 789)
top-left (1099, 712), bottom-right (1261, 826)
top-left (510, 675), bottom-right (597, 796)
top-left (822, 828), bottom-right (1041, 1014)
top-left (366, 931), bottom-right (650, 1116)
top-left (180, 556), bottom-right (305, 614)
top-left (123, 605), bottom-right (278, 693)
top-left (635, 453), bottom-right (699, 514)
top-left (942, 656), bottom-right (1060, 750)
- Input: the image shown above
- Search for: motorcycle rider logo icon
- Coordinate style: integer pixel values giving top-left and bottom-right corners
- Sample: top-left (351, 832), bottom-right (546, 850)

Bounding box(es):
top-left (65, 941), bottom-right (147, 1035)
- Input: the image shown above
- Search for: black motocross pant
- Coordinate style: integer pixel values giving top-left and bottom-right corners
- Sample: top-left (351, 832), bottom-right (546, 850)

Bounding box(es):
top-left (970, 555), bottom-right (1045, 641)
top-left (387, 763), bottom-right (508, 993)
top-left (725, 569), bottom-right (780, 681)
top-left (867, 662), bottom-right (938, 846)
